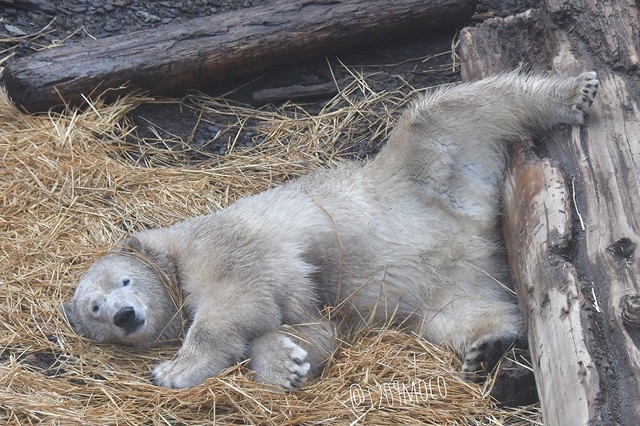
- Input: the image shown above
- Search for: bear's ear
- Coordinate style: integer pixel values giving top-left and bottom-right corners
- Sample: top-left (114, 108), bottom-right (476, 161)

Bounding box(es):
top-left (62, 300), bottom-right (79, 331)
top-left (120, 235), bottom-right (143, 253)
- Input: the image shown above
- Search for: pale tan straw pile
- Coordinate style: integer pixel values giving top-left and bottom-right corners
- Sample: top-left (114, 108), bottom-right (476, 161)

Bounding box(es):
top-left (0, 46), bottom-right (541, 423)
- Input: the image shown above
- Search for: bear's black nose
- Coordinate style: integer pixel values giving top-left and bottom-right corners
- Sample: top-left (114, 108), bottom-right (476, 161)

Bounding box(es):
top-left (113, 306), bottom-right (136, 328)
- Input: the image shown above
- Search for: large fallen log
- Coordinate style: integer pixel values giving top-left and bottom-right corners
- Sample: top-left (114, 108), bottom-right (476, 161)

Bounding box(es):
top-left (459, 1), bottom-right (640, 424)
top-left (3, 0), bottom-right (474, 112)
top-left (0, 0), bottom-right (54, 13)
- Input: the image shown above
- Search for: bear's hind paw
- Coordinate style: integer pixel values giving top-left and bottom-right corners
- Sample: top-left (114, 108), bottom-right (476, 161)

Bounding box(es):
top-left (461, 332), bottom-right (525, 382)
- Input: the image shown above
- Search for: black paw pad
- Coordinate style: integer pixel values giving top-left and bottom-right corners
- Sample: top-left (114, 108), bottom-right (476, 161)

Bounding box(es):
top-left (462, 333), bottom-right (527, 382)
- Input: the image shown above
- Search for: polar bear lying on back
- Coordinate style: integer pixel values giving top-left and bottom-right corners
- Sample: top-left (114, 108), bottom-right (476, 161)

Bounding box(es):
top-left (64, 70), bottom-right (598, 389)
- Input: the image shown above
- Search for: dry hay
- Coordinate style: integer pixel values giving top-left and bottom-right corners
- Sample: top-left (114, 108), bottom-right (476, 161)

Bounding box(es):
top-left (0, 66), bottom-right (542, 424)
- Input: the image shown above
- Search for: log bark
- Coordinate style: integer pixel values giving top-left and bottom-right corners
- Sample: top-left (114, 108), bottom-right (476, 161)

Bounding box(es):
top-left (459, 1), bottom-right (640, 425)
top-left (3, 0), bottom-right (475, 112)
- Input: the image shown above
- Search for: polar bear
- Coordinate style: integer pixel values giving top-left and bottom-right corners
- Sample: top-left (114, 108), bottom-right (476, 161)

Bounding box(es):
top-left (63, 70), bottom-right (599, 390)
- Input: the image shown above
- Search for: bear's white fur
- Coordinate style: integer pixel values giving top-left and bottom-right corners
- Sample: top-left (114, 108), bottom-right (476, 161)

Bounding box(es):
top-left (64, 70), bottom-right (599, 389)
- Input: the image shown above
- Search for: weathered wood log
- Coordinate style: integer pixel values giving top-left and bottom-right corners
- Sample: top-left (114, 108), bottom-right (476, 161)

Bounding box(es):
top-left (3, 0), bottom-right (474, 112)
top-left (459, 1), bottom-right (640, 424)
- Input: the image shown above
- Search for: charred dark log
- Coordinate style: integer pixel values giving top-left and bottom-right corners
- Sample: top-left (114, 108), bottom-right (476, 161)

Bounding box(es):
top-left (3, 0), bottom-right (474, 112)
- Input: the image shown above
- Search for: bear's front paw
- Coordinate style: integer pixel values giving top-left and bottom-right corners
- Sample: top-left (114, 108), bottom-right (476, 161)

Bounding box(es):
top-left (152, 355), bottom-right (221, 388)
top-left (249, 334), bottom-right (311, 391)
top-left (151, 360), bottom-right (181, 388)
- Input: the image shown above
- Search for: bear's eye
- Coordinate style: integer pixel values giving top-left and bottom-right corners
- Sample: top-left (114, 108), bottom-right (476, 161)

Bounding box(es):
top-left (122, 278), bottom-right (131, 287)
top-left (92, 305), bottom-right (99, 313)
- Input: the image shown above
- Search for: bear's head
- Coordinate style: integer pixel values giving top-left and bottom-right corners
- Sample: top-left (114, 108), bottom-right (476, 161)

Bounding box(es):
top-left (63, 236), bottom-right (183, 348)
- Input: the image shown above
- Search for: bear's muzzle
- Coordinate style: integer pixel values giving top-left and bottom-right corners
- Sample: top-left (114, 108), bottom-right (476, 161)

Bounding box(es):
top-left (113, 306), bottom-right (145, 335)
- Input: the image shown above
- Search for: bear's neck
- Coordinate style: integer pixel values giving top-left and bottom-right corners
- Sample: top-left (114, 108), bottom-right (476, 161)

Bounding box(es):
top-left (131, 228), bottom-right (187, 341)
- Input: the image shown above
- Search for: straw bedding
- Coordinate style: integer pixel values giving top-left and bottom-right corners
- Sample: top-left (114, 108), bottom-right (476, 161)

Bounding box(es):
top-left (0, 65), bottom-right (542, 424)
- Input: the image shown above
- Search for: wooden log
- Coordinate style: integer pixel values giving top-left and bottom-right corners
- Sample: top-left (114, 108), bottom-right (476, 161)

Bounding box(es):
top-left (459, 2), bottom-right (640, 424)
top-left (3, 0), bottom-right (475, 112)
